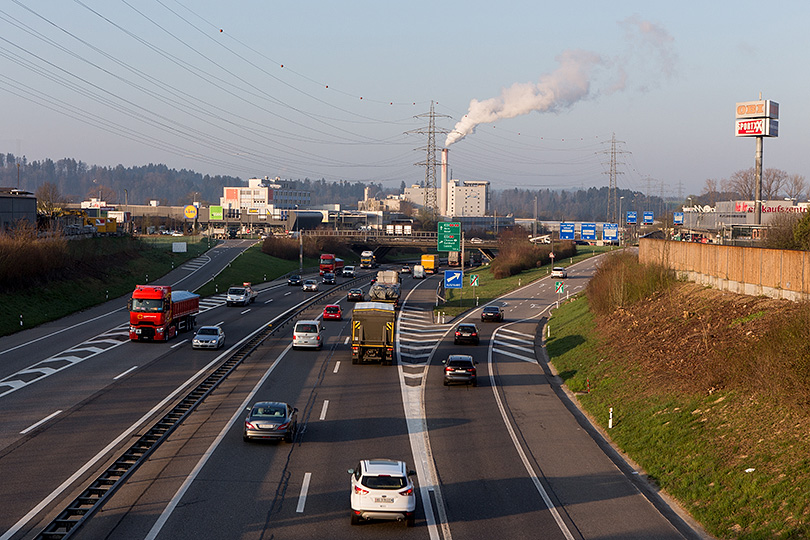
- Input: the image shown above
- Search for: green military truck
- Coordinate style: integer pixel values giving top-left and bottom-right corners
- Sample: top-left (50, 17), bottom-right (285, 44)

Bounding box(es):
top-left (351, 302), bottom-right (396, 365)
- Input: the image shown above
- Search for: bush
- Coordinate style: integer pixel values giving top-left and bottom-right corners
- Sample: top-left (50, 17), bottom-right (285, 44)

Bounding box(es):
top-left (490, 230), bottom-right (576, 279)
top-left (586, 251), bottom-right (673, 315)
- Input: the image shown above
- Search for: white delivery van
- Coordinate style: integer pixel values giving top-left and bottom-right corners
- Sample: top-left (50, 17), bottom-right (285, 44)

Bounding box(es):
top-left (412, 265), bottom-right (425, 279)
top-left (293, 320), bottom-right (322, 350)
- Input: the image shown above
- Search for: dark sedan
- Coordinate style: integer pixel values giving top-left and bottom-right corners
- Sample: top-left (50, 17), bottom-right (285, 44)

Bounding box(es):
top-left (453, 323), bottom-right (480, 345)
top-left (481, 305), bottom-right (504, 322)
top-left (347, 288), bottom-right (364, 302)
top-left (243, 401), bottom-right (298, 442)
top-left (287, 275), bottom-right (303, 286)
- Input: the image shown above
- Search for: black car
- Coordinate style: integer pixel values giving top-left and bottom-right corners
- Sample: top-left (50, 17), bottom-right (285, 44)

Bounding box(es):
top-left (288, 275), bottom-right (303, 286)
top-left (243, 401), bottom-right (298, 442)
top-left (347, 288), bottom-right (364, 302)
top-left (454, 323), bottom-right (480, 345)
top-left (481, 305), bottom-right (504, 322)
top-left (322, 272), bottom-right (336, 285)
top-left (443, 355), bottom-right (477, 386)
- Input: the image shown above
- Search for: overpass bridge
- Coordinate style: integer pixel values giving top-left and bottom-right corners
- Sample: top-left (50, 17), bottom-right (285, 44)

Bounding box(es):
top-left (301, 229), bottom-right (498, 260)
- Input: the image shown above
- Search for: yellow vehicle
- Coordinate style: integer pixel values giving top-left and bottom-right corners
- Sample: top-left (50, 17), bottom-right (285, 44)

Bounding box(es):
top-left (420, 254), bottom-right (438, 274)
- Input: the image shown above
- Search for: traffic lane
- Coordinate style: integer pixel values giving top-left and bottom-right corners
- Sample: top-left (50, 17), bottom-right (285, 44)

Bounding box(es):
top-left (426, 337), bottom-right (571, 540)
top-left (103, 309), bottom-right (420, 539)
top-left (0, 285), bottom-right (319, 534)
top-left (0, 240), bottom-right (247, 372)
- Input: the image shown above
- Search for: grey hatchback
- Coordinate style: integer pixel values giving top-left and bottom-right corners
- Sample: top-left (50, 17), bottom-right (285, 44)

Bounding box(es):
top-left (243, 401), bottom-right (298, 442)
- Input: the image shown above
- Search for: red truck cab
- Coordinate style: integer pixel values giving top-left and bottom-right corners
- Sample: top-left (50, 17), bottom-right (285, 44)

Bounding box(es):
top-left (129, 285), bottom-right (200, 341)
top-left (319, 253), bottom-right (345, 276)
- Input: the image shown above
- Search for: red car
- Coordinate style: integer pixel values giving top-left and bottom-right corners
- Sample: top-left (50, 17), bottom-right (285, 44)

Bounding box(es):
top-left (323, 304), bottom-right (342, 321)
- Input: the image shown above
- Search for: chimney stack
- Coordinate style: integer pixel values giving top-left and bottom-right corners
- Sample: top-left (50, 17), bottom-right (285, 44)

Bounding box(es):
top-left (440, 148), bottom-right (448, 216)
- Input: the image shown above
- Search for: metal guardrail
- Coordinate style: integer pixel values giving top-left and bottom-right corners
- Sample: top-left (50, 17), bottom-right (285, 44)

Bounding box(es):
top-left (34, 274), bottom-right (370, 540)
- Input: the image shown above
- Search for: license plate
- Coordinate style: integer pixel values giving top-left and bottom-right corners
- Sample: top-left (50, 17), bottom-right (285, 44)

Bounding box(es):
top-left (258, 424), bottom-right (277, 429)
top-left (374, 497), bottom-right (393, 503)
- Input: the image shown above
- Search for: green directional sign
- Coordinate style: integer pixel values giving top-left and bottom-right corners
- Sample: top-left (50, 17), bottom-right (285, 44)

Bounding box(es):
top-left (438, 222), bottom-right (461, 251)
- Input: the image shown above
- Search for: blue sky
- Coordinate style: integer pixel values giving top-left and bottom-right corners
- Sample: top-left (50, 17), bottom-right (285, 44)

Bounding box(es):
top-left (2, 0), bottom-right (809, 201)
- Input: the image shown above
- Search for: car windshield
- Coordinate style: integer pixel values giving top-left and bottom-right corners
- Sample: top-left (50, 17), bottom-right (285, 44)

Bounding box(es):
top-left (131, 298), bottom-right (163, 312)
top-left (252, 405), bottom-right (285, 418)
top-left (304, 280), bottom-right (315, 285)
top-left (361, 475), bottom-right (407, 490)
top-left (290, 275), bottom-right (300, 280)
top-left (296, 324), bottom-right (318, 333)
top-left (197, 328), bottom-right (218, 336)
top-left (228, 288), bottom-right (245, 295)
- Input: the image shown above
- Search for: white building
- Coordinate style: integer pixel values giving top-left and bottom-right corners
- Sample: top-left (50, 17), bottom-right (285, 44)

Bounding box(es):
top-left (220, 177), bottom-right (311, 219)
top-left (447, 179), bottom-right (489, 217)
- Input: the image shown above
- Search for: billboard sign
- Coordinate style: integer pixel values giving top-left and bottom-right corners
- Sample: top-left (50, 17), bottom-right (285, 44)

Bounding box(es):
top-left (626, 211), bottom-right (637, 225)
top-left (674, 212), bottom-right (684, 225)
top-left (603, 223), bottom-right (618, 242)
top-left (580, 222), bottom-right (596, 241)
top-left (559, 222), bottom-right (575, 240)
top-left (735, 100), bottom-right (779, 119)
top-left (735, 118), bottom-right (778, 137)
top-left (438, 222), bottom-right (461, 251)
top-left (183, 205), bottom-right (198, 220)
top-left (209, 206), bottom-right (223, 220)
top-left (643, 211), bottom-right (654, 225)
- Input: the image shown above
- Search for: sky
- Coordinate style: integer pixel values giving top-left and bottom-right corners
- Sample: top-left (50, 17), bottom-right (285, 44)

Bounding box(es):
top-left (2, 0), bottom-right (810, 202)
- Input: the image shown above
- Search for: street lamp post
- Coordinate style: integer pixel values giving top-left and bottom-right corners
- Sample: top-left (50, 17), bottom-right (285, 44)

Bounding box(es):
top-left (295, 205), bottom-right (303, 275)
top-left (619, 196), bottom-right (625, 245)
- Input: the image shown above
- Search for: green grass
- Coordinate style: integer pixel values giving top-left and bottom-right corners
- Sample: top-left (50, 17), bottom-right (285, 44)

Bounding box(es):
top-left (729, 310), bottom-right (766, 327)
top-left (0, 236), bottom-right (211, 337)
top-left (547, 296), bottom-right (810, 539)
top-left (195, 245), bottom-right (318, 297)
top-left (437, 245), bottom-right (617, 319)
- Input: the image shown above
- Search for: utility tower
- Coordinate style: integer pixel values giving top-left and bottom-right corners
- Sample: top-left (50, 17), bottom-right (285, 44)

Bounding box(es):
top-left (601, 133), bottom-right (628, 223)
top-left (408, 101), bottom-right (450, 215)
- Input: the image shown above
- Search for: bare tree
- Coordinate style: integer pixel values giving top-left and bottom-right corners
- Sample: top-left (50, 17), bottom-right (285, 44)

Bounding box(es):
top-left (35, 182), bottom-right (65, 215)
top-left (84, 184), bottom-right (117, 203)
top-left (783, 173), bottom-right (807, 202)
top-left (727, 168), bottom-right (756, 199)
top-left (702, 178), bottom-right (719, 204)
top-left (762, 168), bottom-right (788, 200)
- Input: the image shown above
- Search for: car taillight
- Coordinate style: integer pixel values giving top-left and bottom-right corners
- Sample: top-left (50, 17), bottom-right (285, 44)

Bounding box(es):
top-left (245, 421), bottom-right (256, 430)
top-left (293, 334), bottom-right (299, 340)
top-left (354, 485), bottom-right (369, 495)
top-left (277, 421), bottom-right (290, 430)
top-left (471, 332), bottom-right (477, 336)
top-left (399, 487), bottom-right (414, 496)
top-left (468, 367), bottom-right (476, 373)
top-left (316, 335), bottom-right (321, 341)
top-left (455, 331), bottom-right (461, 336)
top-left (445, 366), bottom-right (452, 372)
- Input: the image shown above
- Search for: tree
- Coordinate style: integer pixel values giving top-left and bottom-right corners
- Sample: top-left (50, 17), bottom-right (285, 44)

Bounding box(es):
top-left (784, 174), bottom-right (807, 202)
top-left (794, 211), bottom-right (810, 250)
top-left (85, 184), bottom-right (117, 203)
top-left (762, 168), bottom-right (788, 200)
top-left (727, 168), bottom-right (756, 199)
top-left (35, 182), bottom-right (65, 215)
top-left (727, 167), bottom-right (788, 200)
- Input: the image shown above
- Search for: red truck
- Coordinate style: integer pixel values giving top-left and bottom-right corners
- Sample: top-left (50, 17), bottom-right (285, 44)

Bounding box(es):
top-left (319, 253), bottom-right (345, 276)
top-left (128, 285), bottom-right (200, 341)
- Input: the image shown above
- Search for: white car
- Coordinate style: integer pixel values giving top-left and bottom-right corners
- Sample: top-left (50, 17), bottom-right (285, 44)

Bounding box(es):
top-left (192, 326), bottom-right (225, 349)
top-left (302, 279), bottom-right (319, 292)
top-left (551, 266), bottom-right (568, 278)
top-left (343, 265), bottom-right (356, 278)
top-left (292, 320), bottom-right (322, 350)
top-left (349, 459), bottom-right (416, 526)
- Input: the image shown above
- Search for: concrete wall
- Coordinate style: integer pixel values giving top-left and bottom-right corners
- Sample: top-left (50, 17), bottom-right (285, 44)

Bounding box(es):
top-left (639, 239), bottom-right (810, 301)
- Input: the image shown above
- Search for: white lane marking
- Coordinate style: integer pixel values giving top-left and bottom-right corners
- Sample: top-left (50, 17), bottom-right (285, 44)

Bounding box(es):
top-left (319, 400), bottom-right (329, 421)
top-left (489, 320), bottom-right (575, 540)
top-left (296, 472), bottom-right (312, 513)
top-left (492, 348), bottom-right (537, 363)
top-left (498, 328), bottom-right (534, 340)
top-left (264, 299), bottom-right (274, 304)
top-left (333, 361), bottom-right (340, 374)
top-left (113, 366), bottom-right (138, 380)
top-left (284, 291), bottom-right (292, 296)
top-left (215, 321), bottom-right (225, 327)
top-left (344, 337), bottom-right (350, 345)
top-left (145, 341), bottom-right (292, 539)
top-left (171, 340), bottom-right (188, 349)
top-left (241, 309), bottom-right (251, 315)
top-left (492, 340), bottom-right (535, 354)
top-left (20, 410), bottom-right (62, 435)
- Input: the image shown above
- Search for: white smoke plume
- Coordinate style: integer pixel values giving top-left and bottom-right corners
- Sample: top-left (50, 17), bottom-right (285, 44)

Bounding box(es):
top-left (445, 17), bottom-right (676, 147)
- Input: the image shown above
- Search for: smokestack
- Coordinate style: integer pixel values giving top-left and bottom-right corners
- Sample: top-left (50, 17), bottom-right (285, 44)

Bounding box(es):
top-left (440, 148), bottom-right (448, 216)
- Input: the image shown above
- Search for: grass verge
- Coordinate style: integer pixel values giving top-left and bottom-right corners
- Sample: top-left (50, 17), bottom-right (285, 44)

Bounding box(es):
top-left (547, 295), bottom-right (810, 539)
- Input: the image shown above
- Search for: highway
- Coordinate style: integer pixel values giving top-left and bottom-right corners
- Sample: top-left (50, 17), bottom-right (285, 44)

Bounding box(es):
top-left (0, 249), bottom-right (702, 540)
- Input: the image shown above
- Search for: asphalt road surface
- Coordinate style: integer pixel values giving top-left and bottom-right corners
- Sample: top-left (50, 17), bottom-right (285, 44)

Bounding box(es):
top-left (0, 252), bottom-right (704, 540)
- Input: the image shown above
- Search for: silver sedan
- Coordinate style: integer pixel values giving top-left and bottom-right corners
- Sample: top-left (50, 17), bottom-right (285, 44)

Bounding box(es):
top-left (192, 326), bottom-right (225, 349)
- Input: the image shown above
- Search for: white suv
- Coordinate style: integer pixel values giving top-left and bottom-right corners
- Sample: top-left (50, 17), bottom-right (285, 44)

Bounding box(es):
top-left (292, 320), bottom-right (322, 350)
top-left (551, 266), bottom-right (568, 278)
top-left (349, 459), bottom-right (416, 526)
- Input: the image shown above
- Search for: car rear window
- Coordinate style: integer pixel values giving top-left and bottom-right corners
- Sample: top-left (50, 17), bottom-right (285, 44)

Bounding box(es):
top-left (448, 359), bottom-right (473, 368)
top-left (295, 324), bottom-right (318, 333)
top-left (484, 307), bottom-right (499, 312)
top-left (458, 325), bottom-right (476, 332)
top-left (362, 475), bottom-right (407, 490)
top-left (325, 306), bottom-right (339, 313)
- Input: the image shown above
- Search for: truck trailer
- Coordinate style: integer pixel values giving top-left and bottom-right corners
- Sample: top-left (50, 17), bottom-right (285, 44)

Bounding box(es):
top-left (129, 285), bottom-right (200, 341)
top-left (421, 254), bottom-right (438, 274)
top-left (351, 302), bottom-right (396, 365)
top-left (368, 270), bottom-right (401, 309)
